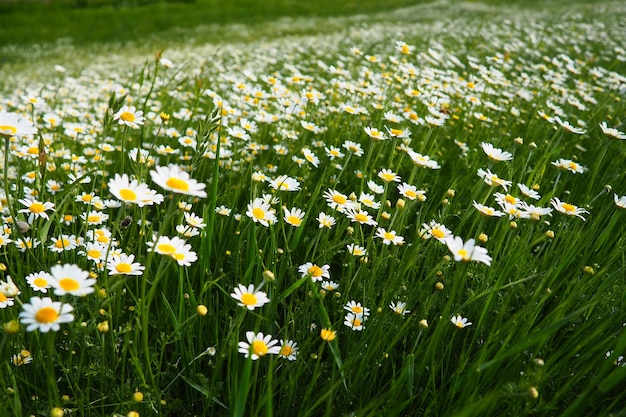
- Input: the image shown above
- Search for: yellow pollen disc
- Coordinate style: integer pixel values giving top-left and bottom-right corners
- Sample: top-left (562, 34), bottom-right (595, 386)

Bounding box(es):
top-left (405, 190), bottom-right (417, 198)
top-left (252, 340), bottom-right (269, 356)
top-left (383, 232), bottom-right (395, 240)
top-left (116, 263), bottom-right (132, 273)
top-left (241, 293), bottom-right (258, 306)
top-left (562, 203), bottom-right (576, 212)
top-left (97, 235), bottom-right (109, 244)
top-left (119, 189), bottom-right (137, 201)
top-left (352, 306), bottom-right (363, 314)
top-left (353, 318), bottom-right (362, 326)
top-left (252, 207), bottom-right (266, 220)
top-left (120, 112), bottom-right (135, 122)
top-left (332, 194), bottom-right (347, 205)
top-left (35, 307), bottom-right (59, 323)
top-left (27, 146), bottom-right (39, 155)
top-left (55, 239), bottom-right (70, 248)
top-left (349, 145), bottom-right (358, 152)
top-left (457, 249), bottom-right (469, 260)
top-left (287, 216), bottom-right (302, 226)
top-left (355, 213), bottom-right (368, 223)
top-left (81, 195), bottom-right (93, 202)
top-left (171, 253), bottom-right (185, 261)
top-left (381, 174), bottom-right (394, 181)
top-left (87, 215), bottom-right (100, 223)
top-left (0, 125), bottom-right (18, 134)
top-left (33, 278), bottom-right (48, 287)
top-left (30, 202), bottom-right (45, 213)
top-left (166, 177), bottom-right (190, 192)
top-left (59, 278), bottom-right (80, 291)
top-left (157, 243), bottom-right (176, 254)
top-left (87, 249), bottom-right (101, 258)
top-left (432, 229), bottom-right (445, 239)
top-left (455, 321), bottom-right (465, 328)
top-left (504, 195), bottom-right (516, 204)
top-left (280, 345), bottom-right (293, 356)
top-left (0, 292), bottom-right (6, 302)
top-left (568, 162), bottom-right (578, 170)
top-left (308, 265), bottom-right (322, 277)
top-left (391, 129), bottom-right (403, 135)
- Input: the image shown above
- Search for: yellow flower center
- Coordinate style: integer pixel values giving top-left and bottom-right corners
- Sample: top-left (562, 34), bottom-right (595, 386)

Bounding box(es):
top-left (59, 278), bottom-right (80, 291)
top-left (0, 292), bottom-right (7, 302)
top-left (280, 345), bottom-right (293, 357)
top-left (431, 229), bottom-right (445, 239)
top-left (252, 207), bottom-right (266, 220)
top-left (35, 307), bottom-right (59, 323)
top-left (241, 293), bottom-right (258, 306)
top-left (332, 194), bottom-right (347, 205)
top-left (504, 195), bottom-right (517, 204)
top-left (405, 190), bottom-right (417, 199)
top-left (119, 189), bottom-right (137, 201)
top-left (87, 249), bottom-right (102, 258)
top-left (33, 277), bottom-right (48, 288)
top-left (308, 265), bottom-right (323, 277)
top-left (55, 238), bottom-right (70, 249)
top-left (116, 263), bottom-right (132, 273)
top-left (120, 112), bottom-right (135, 122)
top-left (27, 146), bottom-right (39, 155)
top-left (0, 125), bottom-right (17, 135)
top-left (351, 305), bottom-right (363, 314)
top-left (29, 202), bottom-right (45, 213)
top-left (166, 177), bottom-right (190, 192)
top-left (287, 216), bottom-right (302, 226)
top-left (457, 249), bottom-right (469, 261)
top-left (562, 203), bottom-right (576, 213)
top-left (171, 253), bottom-right (185, 261)
top-left (355, 213), bottom-right (369, 223)
top-left (353, 317), bottom-right (362, 327)
top-left (252, 340), bottom-right (269, 357)
top-left (157, 243), bottom-right (176, 254)
top-left (383, 232), bottom-right (395, 240)
top-left (381, 173), bottom-right (395, 182)
top-left (87, 215), bottom-right (101, 223)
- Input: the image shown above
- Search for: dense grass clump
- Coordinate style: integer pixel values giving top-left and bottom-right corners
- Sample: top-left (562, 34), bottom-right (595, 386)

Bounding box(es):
top-left (0, 1), bottom-right (626, 416)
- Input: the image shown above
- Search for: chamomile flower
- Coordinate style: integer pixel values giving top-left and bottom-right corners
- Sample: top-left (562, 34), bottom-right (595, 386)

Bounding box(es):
top-left (359, 192), bottom-right (381, 209)
top-left (184, 212), bottom-right (206, 229)
top-left (389, 301), bottom-right (410, 315)
top-left (551, 158), bottom-right (587, 174)
top-left (231, 284), bottom-right (270, 311)
top-left (49, 264), bottom-right (95, 296)
top-left (554, 116), bottom-right (586, 135)
top-left (473, 201), bottom-right (505, 217)
top-left (375, 228), bottom-right (405, 245)
top-left (364, 126), bottom-right (388, 140)
top-left (238, 331), bottom-right (281, 360)
top-left (108, 173), bottom-right (164, 207)
top-left (321, 281), bottom-right (339, 291)
top-left (599, 122), bottom-right (626, 140)
top-left (81, 210), bottom-right (109, 226)
top-left (342, 140), bottom-right (364, 156)
top-left (283, 207), bottom-right (305, 227)
top-left (19, 296), bottom-right (74, 332)
top-left (26, 271), bottom-right (53, 293)
top-left (150, 165), bottom-right (207, 198)
top-left (344, 301), bottom-right (370, 317)
top-left (246, 197), bottom-right (277, 227)
top-left (278, 340), bottom-right (298, 361)
top-left (316, 212), bottom-right (336, 228)
top-left (302, 148), bottom-right (320, 167)
top-left (520, 202), bottom-right (553, 220)
top-left (344, 313), bottom-right (365, 331)
top-left (344, 207), bottom-right (378, 227)
top-left (113, 105), bottom-right (145, 128)
top-left (444, 236), bottom-right (492, 266)
top-left (378, 168), bottom-right (401, 183)
top-left (323, 189), bottom-right (354, 212)
top-left (18, 197), bottom-right (55, 223)
top-left (48, 234), bottom-right (79, 253)
top-left (397, 183), bottom-right (426, 201)
top-left (477, 168), bottom-right (512, 191)
top-left (419, 221), bottom-right (453, 242)
top-left (346, 243), bottom-right (367, 257)
top-left (0, 291), bottom-right (14, 308)
top-left (551, 197), bottom-right (589, 220)
top-left (406, 149), bottom-right (441, 169)
top-left (480, 142), bottom-right (513, 162)
top-left (107, 253), bottom-right (145, 276)
top-left (269, 175), bottom-right (301, 192)
top-left (451, 315), bottom-right (472, 328)
top-left (147, 235), bottom-right (198, 266)
top-left (298, 262), bottom-right (330, 282)
top-left (0, 110), bottom-right (37, 137)
top-left (517, 183), bottom-right (541, 200)
top-left (325, 146), bottom-right (344, 160)
top-left (367, 180), bottom-right (385, 195)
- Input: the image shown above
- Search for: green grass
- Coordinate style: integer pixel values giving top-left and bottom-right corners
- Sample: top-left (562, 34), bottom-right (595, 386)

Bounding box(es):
top-left (1, 0), bottom-right (626, 416)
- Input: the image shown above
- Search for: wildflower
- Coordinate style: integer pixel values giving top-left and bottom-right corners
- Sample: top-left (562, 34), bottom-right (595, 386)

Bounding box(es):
top-left (554, 116), bottom-right (586, 135)
top-left (517, 183), bottom-right (541, 200)
top-left (323, 189), bottom-right (354, 212)
top-left (0, 110), bottom-right (37, 137)
top-left (184, 212), bottom-right (206, 229)
top-left (231, 284), bottom-right (270, 310)
top-left (480, 142), bottom-right (513, 162)
top-left (298, 262), bottom-right (330, 282)
top-left (551, 158), bottom-right (587, 174)
top-left (0, 291), bottom-right (14, 308)
top-left (283, 207), bottom-right (305, 227)
top-left (50, 264), bottom-right (96, 296)
top-left (473, 201), bottom-right (505, 217)
top-left (316, 212), bottom-right (336, 228)
top-left (302, 148), bottom-right (320, 167)
top-left (15, 237), bottom-right (41, 252)
top-left (390, 301), bottom-right (410, 315)
top-left (551, 197), bottom-right (589, 220)
top-left (599, 122), bottom-right (626, 139)
top-left (278, 340), bottom-right (298, 361)
top-left (26, 271), bottom-right (53, 293)
top-left (321, 281), bottom-right (339, 291)
top-left (385, 126), bottom-right (411, 138)
top-left (344, 313), bottom-right (365, 331)
top-left (238, 331), bottom-right (281, 360)
top-left (364, 126), bottom-right (388, 140)
top-left (325, 146), bottom-right (344, 160)
top-left (520, 202), bottom-right (553, 220)
top-left (375, 228), bottom-right (405, 245)
top-left (80, 210), bottom-right (109, 226)
top-left (147, 235), bottom-right (198, 265)
top-left (269, 175), bottom-right (300, 192)
top-left (150, 165), bottom-right (207, 198)
top-left (215, 205), bottom-right (232, 216)
top-left (12, 350), bottom-right (33, 366)
top-left (451, 315), bottom-right (472, 328)
top-left (107, 253), bottom-right (145, 276)
top-left (48, 234), bottom-right (79, 252)
top-left (406, 150), bottom-right (441, 169)
top-left (344, 301), bottom-right (370, 317)
top-left (477, 168), bottom-right (512, 191)
top-left (346, 243), bottom-right (367, 257)
top-left (397, 182), bottom-right (426, 201)
top-left (344, 207), bottom-right (378, 227)
top-left (113, 105), bottom-right (145, 128)
top-left (0, 231), bottom-right (11, 247)
top-left (246, 197), bottom-right (277, 227)
top-left (359, 192), bottom-right (381, 209)
top-left (19, 296), bottom-right (74, 332)
top-left (320, 328), bottom-right (337, 342)
top-left (17, 197), bottom-right (55, 223)
top-left (342, 140), bottom-right (364, 156)
top-left (614, 194), bottom-right (626, 209)
top-left (108, 173), bottom-right (164, 207)
top-left (419, 221), bottom-right (453, 242)
top-left (378, 168), bottom-right (401, 183)
top-left (444, 236), bottom-right (492, 266)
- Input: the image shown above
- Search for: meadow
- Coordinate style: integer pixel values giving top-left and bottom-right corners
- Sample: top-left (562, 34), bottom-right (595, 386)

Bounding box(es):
top-left (1, 0), bottom-right (626, 416)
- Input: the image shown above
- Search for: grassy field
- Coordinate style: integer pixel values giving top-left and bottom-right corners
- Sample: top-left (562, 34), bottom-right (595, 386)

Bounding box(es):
top-left (1, 1), bottom-right (626, 416)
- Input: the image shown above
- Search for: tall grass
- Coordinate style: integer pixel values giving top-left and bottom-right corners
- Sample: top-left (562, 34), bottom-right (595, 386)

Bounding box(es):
top-left (0, 1), bottom-right (626, 416)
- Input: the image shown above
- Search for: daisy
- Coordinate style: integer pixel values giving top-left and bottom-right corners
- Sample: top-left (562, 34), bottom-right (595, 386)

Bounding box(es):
top-left (298, 262), bottom-right (330, 282)
top-left (321, 281), bottom-right (339, 291)
top-left (48, 234), bottom-right (79, 253)
top-left (107, 253), bottom-right (145, 276)
top-left (147, 235), bottom-right (198, 266)
top-left (80, 242), bottom-right (109, 262)
top-left (554, 116), bottom-right (586, 135)
top-left (17, 197), bottom-right (55, 223)
top-left (477, 168), bottom-right (512, 191)
top-left (419, 221), bottom-right (453, 242)
top-left (359, 192), bottom-right (381, 209)
top-left (480, 142), bottom-right (513, 162)
top-left (375, 228), bottom-right (405, 245)
top-left (342, 140), bottom-right (364, 156)
top-left (325, 146), bottom-right (344, 160)
top-left (344, 301), bottom-right (370, 317)
top-left (26, 271), bottom-right (53, 293)
top-left (551, 197), bottom-right (589, 221)
top-left (451, 315), bottom-right (472, 328)
top-left (316, 212), bottom-right (336, 228)
top-left (238, 331), bottom-right (281, 360)
top-left (230, 284), bottom-right (270, 311)
top-left (80, 210), bottom-right (109, 226)
top-left (0, 291), bottom-right (14, 309)
top-left (364, 126), bottom-right (388, 140)
top-left (15, 237), bottom-right (41, 252)
top-left (323, 189), bottom-right (355, 212)
top-left (113, 105), bottom-right (145, 128)
top-left (444, 236), bottom-right (492, 266)
top-left (367, 180), bottom-right (384, 195)
top-left (302, 148), bottom-right (320, 167)
top-left (215, 205), bottom-right (232, 216)
top-left (385, 126), bottom-right (411, 138)
top-left (517, 183), bottom-right (541, 200)
top-left (283, 207), bottom-right (305, 227)
top-left (551, 158), bottom-right (587, 174)
top-left (0, 232), bottom-right (13, 247)
top-left (346, 243), bottom-right (367, 257)
top-left (520, 202), bottom-right (553, 220)
top-left (176, 225), bottom-right (201, 238)
top-left (599, 122), bottom-right (626, 140)
top-left (19, 296), bottom-right (74, 332)
top-left (390, 301), bottom-right (410, 316)
top-left (397, 183), bottom-right (426, 201)
top-left (150, 165), bottom-right (207, 198)
top-left (0, 110), bottom-right (37, 137)
top-left (49, 263), bottom-right (96, 296)
top-left (378, 168), bottom-right (401, 183)
top-left (344, 207), bottom-right (378, 227)
top-left (278, 340), bottom-right (298, 361)
top-left (108, 173), bottom-right (164, 207)
top-left (406, 150), bottom-right (441, 169)
top-left (473, 201), bottom-right (505, 217)
top-left (184, 212), bottom-right (206, 229)
top-left (246, 197), bottom-right (277, 227)
top-left (614, 194), bottom-right (626, 209)
top-left (344, 313), bottom-right (365, 331)
top-left (269, 175), bottom-right (300, 192)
